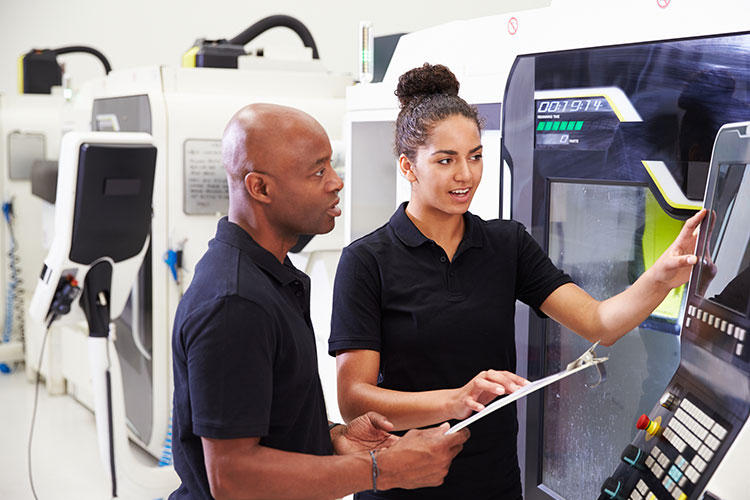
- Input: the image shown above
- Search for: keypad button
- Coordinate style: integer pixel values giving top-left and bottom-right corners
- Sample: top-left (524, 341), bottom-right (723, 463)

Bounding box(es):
top-left (692, 455), bottom-right (707, 473)
top-left (653, 463), bottom-right (665, 479)
top-left (698, 444), bottom-right (714, 462)
top-left (637, 480), bottom-right (648, 495)
top-left (711, 423), bottom-right (728, 440)
top-left (662, 476), bottom-right (675, 491)
top-left (705, 434), bottom-right (721, 451)
top-left (685, 465), bottom-right (700, 483)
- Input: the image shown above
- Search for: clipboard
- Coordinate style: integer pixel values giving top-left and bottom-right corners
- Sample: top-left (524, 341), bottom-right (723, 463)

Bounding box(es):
top-left (446, 341), bottom-right (608, 434)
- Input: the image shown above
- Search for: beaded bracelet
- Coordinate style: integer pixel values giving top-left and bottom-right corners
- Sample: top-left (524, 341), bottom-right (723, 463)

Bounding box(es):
top-left (369, 450), bottom-right (380, 492)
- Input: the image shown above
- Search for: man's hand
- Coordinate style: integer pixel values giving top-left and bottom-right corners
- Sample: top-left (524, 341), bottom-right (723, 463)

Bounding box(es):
top-left (448, 370), bottom-right (529, 420)
top-left (648, 209), bottom-right (707, 290)
top-left (376, 422), bottom-right (470, 491)
top-left (331, 412), bottom-right (399, 455)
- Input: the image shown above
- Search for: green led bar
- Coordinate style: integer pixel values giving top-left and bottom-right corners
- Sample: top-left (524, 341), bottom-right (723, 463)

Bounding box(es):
top-left (536, 121), bottom-right (584, 131)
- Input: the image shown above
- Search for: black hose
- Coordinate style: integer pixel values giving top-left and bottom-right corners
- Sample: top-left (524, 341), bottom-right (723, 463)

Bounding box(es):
top-left (51, 45), bottom-right (112, 74)
top-left (228, 15), bottom-right (319, 59)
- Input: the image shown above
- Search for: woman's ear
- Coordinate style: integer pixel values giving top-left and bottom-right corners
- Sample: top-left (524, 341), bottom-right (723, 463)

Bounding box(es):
top-left (399, 154), bottom-right (417, 183)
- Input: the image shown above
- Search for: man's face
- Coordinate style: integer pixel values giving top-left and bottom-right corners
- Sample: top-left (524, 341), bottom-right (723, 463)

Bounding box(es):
top-left (266, 122), bottom-right (344, 237)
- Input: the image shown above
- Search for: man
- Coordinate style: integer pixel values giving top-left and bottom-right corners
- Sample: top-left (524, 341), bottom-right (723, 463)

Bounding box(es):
top-left (170, 103), bottom-right (469, 500)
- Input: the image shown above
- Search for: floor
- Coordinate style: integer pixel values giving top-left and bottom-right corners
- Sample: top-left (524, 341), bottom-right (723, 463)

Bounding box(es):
top-left (1, 367), bottom-right (123, 500)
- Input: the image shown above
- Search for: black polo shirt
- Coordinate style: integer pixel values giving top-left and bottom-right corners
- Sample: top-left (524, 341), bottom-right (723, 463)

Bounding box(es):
top-left (329, 203), bottom-right (572, 500)
top-left (170, 217), bottom-right (331, 500)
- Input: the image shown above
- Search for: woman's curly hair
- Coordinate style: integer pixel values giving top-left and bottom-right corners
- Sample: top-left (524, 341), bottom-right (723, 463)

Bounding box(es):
top-left (394, 63), bottom-right (482, 161)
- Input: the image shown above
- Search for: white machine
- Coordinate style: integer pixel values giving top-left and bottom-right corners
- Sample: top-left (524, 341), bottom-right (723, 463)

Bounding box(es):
top-left (28, 131), bottom-right (179, 499)
top-left (0, 45), bottom-right (105, 385)
top-left (345, 1), bottom-right (750, 498)
top-left (27, 40), bottom-right (353, 465)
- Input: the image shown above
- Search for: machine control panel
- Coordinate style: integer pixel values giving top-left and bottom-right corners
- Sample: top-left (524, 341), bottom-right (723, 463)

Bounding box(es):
top-left (598, 122), bottom-right (750, 500)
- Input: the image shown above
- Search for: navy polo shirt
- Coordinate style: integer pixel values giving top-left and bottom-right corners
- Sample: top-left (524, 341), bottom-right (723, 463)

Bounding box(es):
top-left (171, 217), bottom-right (331, 500)
top-left (329, 203), bottom-right (572, 500)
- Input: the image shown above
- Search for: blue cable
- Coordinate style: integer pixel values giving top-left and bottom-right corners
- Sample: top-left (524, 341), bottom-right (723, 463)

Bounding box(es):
top-left (163, 250), bottom-right (178, 283)
top-left (1, 201), bottom-right (21, 374)
top-left (158, 417), bottom-right (173, 466)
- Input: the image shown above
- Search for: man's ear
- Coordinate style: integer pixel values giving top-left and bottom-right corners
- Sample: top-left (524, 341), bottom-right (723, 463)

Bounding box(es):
top-left (399, 154), bottom-right (417, 183)
top-left (244, 172), bottom-right (272, 204)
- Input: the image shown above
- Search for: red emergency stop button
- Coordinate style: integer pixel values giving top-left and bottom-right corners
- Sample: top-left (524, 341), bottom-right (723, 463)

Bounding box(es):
top-left (636, 414), bottom-right (660, 436)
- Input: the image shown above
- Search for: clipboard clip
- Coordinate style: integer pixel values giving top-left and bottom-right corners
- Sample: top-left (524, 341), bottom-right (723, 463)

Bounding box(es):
top-left (566, 341), bottom-right (609, 388)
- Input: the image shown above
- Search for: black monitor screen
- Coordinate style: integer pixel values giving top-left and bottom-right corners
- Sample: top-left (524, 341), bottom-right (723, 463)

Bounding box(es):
top-left (696, 163), bottom-right (750, 316)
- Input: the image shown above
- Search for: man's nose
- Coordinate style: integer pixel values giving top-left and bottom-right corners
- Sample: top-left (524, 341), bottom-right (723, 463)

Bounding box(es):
top-left (329, 170), bottom-right (344, 192)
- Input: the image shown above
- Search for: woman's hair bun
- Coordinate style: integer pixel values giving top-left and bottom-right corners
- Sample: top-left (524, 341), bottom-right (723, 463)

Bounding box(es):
top-left (395, 63), bottom-right (460, 108)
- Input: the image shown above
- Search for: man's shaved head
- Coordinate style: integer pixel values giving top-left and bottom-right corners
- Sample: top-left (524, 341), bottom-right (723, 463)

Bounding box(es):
top-left (223, 103), bottom-right (326, 188)
top-left (221, 103), bottom-right (343, 260)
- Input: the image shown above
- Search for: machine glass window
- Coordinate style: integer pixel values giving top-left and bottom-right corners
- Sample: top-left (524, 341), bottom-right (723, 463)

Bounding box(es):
top-left (541, 180), bottom-right (681, 499)
top-left (696, 163), bottom-right (750, 316)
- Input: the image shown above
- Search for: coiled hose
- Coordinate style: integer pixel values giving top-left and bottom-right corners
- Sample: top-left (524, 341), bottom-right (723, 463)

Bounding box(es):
top-left (1, 201), bottom-right (24, 373)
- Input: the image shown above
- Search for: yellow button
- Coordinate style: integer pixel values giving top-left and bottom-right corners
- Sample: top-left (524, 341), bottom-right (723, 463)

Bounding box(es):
top-left (678, 494), bottom-right (687, 500)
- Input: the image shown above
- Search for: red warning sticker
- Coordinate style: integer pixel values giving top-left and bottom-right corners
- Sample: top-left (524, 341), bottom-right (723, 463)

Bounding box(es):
top-left (508, 17), bottom-right (519, 35)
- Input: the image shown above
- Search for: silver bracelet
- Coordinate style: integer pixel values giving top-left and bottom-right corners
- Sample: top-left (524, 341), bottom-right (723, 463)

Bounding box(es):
top-left (369, 450), bottom-right (380, 492)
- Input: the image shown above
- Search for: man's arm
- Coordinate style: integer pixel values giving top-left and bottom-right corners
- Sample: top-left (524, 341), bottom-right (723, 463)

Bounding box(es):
top-left (202, 423), bottom-right (468, 500)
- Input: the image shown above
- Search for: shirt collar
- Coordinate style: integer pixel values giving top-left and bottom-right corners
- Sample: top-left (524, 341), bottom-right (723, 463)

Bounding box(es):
top-left (215, 217), bottom-right (304, 286)
top-left (389, 202), bottom-right (483, 249)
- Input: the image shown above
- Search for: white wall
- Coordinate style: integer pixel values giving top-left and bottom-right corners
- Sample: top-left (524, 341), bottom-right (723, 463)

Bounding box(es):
top-left (0, 0), bottom-right (551, 95)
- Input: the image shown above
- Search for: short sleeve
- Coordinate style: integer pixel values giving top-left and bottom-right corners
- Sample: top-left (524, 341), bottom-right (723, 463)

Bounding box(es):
top-left (514, 223), bottom-right (573, 316)
top-left (328, 247), bottom-right (382, 355)
top-left (182, 295), bottom-right (277, 439)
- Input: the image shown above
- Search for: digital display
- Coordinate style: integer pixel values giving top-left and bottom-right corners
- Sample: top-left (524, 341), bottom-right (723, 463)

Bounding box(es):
top-left (534, 95), bottom-right (619, 150)
top-left (536, 97), bottom-right (612, 114)
top-left (696, 163), bottom-right (750, 316)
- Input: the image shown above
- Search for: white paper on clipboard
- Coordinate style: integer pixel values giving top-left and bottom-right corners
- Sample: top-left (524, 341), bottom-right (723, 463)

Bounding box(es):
top-left (446, 355), bottom-right (606, 435)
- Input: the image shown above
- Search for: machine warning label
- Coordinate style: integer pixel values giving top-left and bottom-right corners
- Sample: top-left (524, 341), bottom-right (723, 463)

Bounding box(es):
top-left (184, 139), bottom-right (229, 215)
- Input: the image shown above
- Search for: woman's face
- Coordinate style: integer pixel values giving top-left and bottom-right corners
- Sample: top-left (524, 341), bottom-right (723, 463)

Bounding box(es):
top-left (405, 115), bottom-right (483, 217)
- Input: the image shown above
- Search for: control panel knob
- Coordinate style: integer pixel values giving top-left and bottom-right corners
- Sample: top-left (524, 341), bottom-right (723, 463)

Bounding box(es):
top-left (621, 444), bottom-right (646, 471)
top-left (660, 392), bottom-right (678, 411)
top-left (636, 414), bottom-right (661, 436)
top-left (600, 477), bottom-right (628, 500)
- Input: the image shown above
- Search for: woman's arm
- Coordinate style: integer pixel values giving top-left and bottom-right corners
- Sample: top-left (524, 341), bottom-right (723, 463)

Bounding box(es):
top-left (540, 209), bottom-right (706, 346)
top-left (336, 349), bottom-right (527, 431)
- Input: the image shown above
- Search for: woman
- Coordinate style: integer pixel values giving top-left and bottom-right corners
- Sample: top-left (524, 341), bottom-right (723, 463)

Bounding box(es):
top-left (328, 63), bottom-right (704, 499)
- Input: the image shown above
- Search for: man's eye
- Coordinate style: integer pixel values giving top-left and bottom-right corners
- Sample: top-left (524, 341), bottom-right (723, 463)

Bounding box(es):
top-left (315, 168), bottom-right (326, 177)
top-left (470, 154), bottom-right (483, 161)
top-left (438, 158), bottom-right (452, 165)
